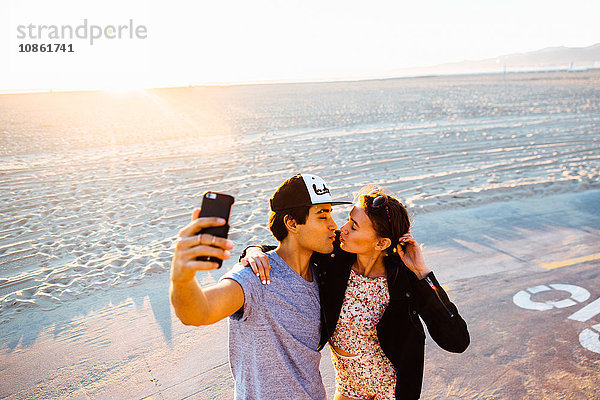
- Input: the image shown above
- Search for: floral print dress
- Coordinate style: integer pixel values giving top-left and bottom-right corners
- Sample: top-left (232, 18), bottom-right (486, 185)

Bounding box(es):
top-left (329, 268), bottom-right (396, 399)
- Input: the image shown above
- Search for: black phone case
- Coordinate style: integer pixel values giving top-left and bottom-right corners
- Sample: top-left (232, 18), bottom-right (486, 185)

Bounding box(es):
top-left (196, 192), bottom-right (235, 268)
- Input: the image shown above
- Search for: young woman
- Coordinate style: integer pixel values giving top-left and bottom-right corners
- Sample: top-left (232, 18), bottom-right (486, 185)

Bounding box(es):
top-left (242, 187), bottom-right (470, 400)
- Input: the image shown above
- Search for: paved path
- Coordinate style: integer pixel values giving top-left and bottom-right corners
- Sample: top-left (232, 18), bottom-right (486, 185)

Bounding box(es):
top-left (1, 190), bottom-right (599, 399)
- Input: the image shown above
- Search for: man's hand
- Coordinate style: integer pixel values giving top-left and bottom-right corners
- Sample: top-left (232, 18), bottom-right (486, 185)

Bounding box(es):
top-left (171, 208), bottom-right (234, 284)
top-left (241, 248), bottom-right (271, 285)
top-left (170, 208), bottom-right (243, 326)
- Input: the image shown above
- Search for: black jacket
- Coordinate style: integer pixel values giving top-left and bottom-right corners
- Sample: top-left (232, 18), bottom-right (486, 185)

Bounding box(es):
top-left (242, 235), bottom-right (470, 399)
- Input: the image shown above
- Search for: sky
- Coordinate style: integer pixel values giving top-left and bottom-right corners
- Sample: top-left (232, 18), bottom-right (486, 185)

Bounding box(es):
top-left (1, 0), bottom-right (599, 92)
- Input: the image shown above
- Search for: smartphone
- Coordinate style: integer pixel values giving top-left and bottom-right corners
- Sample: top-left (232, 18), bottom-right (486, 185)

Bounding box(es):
top-left (196, 191), bottom-right (235, 267)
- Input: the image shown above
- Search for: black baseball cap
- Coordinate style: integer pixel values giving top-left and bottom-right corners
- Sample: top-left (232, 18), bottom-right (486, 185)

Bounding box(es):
top-left (270, 174), bottom-right (352, 212)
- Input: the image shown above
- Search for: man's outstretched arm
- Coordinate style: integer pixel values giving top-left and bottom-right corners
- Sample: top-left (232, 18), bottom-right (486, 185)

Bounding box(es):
top-left (170, 210), bottom-right (244, 326)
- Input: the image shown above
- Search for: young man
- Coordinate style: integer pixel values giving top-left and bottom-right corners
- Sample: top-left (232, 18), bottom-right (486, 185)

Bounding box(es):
top-left (170, 174), bottom-right (351, 400)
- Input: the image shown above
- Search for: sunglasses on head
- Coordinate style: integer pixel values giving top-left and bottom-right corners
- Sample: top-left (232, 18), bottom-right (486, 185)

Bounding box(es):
top-left (367, 192), bottom-right (396, 247)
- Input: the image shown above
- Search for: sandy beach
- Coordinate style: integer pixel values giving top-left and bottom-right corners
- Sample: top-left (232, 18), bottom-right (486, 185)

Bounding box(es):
top-left (1, 70), bottom-right (599, 399)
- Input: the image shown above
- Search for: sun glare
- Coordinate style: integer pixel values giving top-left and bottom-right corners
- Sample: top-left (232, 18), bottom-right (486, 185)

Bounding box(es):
top-left (101, 84), bottom-right (149, 94)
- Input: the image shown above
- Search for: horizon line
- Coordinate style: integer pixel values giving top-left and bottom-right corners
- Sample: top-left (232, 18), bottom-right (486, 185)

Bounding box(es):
top-left (1, 66), bottom-right (598, 96)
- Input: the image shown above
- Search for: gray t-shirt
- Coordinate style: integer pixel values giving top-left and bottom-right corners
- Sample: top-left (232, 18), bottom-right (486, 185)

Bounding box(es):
top-left (220, 251), bottom-right (326, 400)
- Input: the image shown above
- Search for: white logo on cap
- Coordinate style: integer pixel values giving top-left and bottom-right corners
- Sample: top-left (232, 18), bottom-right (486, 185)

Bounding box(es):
top-left (301, 174), bottom-right (334, 204)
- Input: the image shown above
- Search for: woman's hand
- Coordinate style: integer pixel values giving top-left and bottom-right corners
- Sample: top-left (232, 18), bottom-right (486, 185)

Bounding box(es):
top-left (241, 248), bottom-right (271, 285)
top-left (397, 232), bottom-right (431, 280)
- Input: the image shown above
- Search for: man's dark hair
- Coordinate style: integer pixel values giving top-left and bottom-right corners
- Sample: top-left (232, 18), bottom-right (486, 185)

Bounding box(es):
top-left (268, 206), bottom-right (311, 241)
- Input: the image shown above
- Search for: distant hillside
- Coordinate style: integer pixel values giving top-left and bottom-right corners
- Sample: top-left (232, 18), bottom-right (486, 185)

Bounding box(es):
top-left (385, 43), bottom-right (600, 77)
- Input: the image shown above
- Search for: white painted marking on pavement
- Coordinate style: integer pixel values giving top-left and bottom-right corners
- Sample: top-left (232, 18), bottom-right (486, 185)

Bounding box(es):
top-left (527, 285), bottom-right (550, 294)
top-left (513, 284), bottom-right (590, 311)
top-left (513, 290), bottom-right (552, 311)
top-left (548, 284), bottom-right (591, 308)
top-left (579, 323), bottom-right (600, 354)
top-left (568, 298), bottom-right (600, 322)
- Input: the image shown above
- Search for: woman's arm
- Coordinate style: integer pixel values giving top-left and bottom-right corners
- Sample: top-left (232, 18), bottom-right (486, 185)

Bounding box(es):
top-left (412, 272), bottom-right (470, 353)
top-left (397, 233), bottom-right (469, 352)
